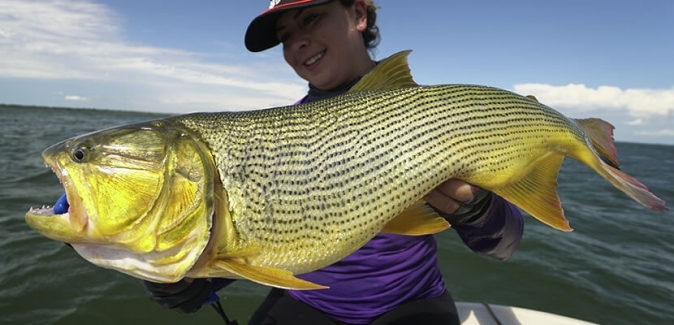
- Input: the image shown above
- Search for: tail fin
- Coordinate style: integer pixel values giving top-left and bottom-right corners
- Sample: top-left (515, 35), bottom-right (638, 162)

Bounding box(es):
top-left (573, 118), bottom-right (666, 211)
top-left (574, 118), bottom-right (619, 168)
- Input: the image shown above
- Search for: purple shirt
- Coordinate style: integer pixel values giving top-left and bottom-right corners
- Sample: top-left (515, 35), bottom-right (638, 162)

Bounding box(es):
top-left (290, 234), bottom-right (444, 322)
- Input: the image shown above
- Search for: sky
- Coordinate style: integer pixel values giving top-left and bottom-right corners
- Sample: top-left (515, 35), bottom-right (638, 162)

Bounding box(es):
top-left (0, 0), bottom-right (673, 145)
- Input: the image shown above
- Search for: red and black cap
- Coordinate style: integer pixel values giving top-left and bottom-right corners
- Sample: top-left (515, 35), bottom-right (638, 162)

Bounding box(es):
top-left (245, 0), bottom-right (331, 52)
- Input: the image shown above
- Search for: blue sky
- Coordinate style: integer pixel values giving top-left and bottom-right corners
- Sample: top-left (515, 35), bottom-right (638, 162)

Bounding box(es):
top-left (1, 0), bottom-right (673, 145)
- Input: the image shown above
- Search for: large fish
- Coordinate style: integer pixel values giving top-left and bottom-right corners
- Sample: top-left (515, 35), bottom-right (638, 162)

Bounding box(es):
top-left (25, 51), bottom-right (666, 290)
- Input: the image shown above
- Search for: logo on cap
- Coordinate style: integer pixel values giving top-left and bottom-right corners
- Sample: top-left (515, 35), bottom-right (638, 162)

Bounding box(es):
top-left (269, 0), bottom-right (281, 9)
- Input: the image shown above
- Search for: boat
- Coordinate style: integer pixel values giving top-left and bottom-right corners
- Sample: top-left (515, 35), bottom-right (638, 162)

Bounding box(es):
top-left (457, 302), bottom-right (597, 325)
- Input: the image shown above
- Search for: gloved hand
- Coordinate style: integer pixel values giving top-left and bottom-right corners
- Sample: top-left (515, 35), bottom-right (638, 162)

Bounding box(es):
top-left (441, 188), bottom-right (493, 225)
top-left (424, 179), bottom-right (493, 225)
top-left (141, 278), bottom-right (213, 314)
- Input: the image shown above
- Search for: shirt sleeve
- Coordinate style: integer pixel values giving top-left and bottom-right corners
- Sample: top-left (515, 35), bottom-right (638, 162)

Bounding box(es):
top-left (451, 195), bottom-right (524, 260)
top-left (294, 95), bottom-right (310, 105)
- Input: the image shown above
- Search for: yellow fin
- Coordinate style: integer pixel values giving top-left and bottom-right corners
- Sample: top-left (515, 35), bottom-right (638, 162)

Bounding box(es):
top-left (348, 50), bottom-right (419, 93)
top-left (381, 200), bottom-right (451, 235)
top-left (213, 260), bottom-right (328, 290)
top-left (492, 153), bottom-right (573, 232)
top-left (573, 118), bottom-right (619, 168)
top-left (570, 119), bottom-right (666, 212)
top-left (526, 95), bottom-right (539, 102)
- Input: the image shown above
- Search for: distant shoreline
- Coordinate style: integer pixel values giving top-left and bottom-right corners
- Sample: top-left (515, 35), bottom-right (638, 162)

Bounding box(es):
top-left (0, 103), bottom-right (171, 117)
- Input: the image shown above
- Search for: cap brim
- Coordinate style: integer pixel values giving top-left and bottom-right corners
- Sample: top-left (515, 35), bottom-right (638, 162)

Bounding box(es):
top-left (244, 0), bottom-right (331, 52)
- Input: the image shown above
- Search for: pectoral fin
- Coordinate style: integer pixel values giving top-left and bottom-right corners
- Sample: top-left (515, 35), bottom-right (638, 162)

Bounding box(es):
top-left (213, 260), bottom-right (328, 290)
top-left (492, 152), bottom-right (572, 232)
top-left (381, 200), bottom-right (451, 235)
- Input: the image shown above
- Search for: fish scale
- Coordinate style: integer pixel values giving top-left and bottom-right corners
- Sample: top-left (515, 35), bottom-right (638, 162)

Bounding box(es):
top-left (25, 50), bottom-right (665, 288)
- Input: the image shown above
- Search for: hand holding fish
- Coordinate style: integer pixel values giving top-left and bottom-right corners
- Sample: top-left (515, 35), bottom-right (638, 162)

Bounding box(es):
top-left (425, 179), bottom-right (494, 225)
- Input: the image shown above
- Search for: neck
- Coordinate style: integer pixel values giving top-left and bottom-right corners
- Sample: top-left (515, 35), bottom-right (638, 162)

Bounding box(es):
top-left (307, 59), bottom-right (376, 101)
top-left (307, 77), bottom-right (362, 102)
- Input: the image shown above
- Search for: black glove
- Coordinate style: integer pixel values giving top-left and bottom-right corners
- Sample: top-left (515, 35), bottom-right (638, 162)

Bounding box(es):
top-left (432, 189), bottom-right (494, 225)
top-left (141, 278), bottom-right (212, 314)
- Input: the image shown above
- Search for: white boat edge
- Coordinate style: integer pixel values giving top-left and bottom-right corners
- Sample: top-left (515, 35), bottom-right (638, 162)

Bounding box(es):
top-left (457, 302), bottom-right (598, 325)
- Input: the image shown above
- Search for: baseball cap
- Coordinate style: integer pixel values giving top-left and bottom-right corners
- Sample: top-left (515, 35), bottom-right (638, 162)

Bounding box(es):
top-left (245, 0), bottom-right (332, 52)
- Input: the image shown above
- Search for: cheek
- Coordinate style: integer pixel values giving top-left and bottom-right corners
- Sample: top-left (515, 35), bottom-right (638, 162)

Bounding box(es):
top-left (283, 47), bottom-right (300, 70)
top-left (282, 47), bottom-right (291, 65)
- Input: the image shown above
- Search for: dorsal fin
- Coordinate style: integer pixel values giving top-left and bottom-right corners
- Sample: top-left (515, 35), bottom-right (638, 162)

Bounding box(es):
top-left (348, 50), bottom-right (419, 93)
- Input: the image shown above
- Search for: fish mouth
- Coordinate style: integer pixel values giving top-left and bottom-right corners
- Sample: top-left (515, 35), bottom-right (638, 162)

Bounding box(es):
top-left (26, 205), bottom-right (73, 228)
top-left (26, 161), bottom-right (69, 218)
top-left (25, 159), bottom-right (90, 241)
top-left (36, 163), bottom-right (68, 215)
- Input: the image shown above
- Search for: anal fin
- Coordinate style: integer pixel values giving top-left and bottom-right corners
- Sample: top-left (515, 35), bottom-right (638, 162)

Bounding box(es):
top-left (212, 260), bottom-right (328, 290)
top-left (381, 200), bottom-right (451, 235)
top-left (493, 153), bottom-right (572, 232)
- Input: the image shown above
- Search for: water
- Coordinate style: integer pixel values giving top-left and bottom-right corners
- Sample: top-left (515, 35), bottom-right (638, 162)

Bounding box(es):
top-left (1, 105), bottom-right (672, 325)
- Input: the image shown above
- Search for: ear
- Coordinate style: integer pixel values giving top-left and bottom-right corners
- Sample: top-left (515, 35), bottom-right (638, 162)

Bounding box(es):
top-left (353, 0), bottom-right (368, 32)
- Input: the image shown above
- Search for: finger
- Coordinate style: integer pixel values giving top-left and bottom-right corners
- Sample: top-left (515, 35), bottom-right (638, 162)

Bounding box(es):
top-left (434, 179), bottom-right (475, 202)
top-left (424, 188), bottom-right (461, 215)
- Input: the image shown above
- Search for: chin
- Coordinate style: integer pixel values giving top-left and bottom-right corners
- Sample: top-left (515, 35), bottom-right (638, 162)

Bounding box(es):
top-left (310, 77), bottom-right (341, 91)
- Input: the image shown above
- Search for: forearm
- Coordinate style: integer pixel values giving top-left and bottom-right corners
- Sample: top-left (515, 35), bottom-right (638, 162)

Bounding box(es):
top-left (452, 194), bottom-right (524, 260)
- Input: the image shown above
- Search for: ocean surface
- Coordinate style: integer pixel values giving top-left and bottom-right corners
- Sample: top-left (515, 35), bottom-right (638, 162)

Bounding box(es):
top-left (1, 105), bottom-right (672, 325)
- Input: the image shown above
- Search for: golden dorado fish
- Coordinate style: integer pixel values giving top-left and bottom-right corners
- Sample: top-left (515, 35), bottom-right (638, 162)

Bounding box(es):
top-left (25, 51), bottom-right (666, 290)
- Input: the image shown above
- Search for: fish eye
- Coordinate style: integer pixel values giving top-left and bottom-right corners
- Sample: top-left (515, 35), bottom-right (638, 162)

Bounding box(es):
top-left (72, 147), bottom-right (88, 162)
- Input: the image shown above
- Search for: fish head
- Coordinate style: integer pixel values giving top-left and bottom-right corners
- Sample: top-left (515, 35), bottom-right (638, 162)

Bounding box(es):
top-left (25, 119), bottom-right (216, 282)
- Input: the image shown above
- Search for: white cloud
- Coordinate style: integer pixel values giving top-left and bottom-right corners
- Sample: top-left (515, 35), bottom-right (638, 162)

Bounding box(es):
top-left (634, 129), bottom-right (674, 137)
top-left (512, 83), bottom-right (674, 119)
top-left (626, 118), bottom-right (644, 126)
top-left (0, 0), bottom-right (305, 112)
top-left (65, 95), bottom-right (88, 101)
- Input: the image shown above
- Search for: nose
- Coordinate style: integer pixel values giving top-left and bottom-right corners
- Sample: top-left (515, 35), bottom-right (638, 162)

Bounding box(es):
top-left (286, 30), bottom-right (310, 52)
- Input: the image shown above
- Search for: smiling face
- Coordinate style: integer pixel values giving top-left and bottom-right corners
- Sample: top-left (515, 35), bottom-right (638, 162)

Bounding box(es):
top-left (276, 0), bottom-right (374, 90)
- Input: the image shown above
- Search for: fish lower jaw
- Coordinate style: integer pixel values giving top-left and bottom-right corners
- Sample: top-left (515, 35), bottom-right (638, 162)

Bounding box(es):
top-left (27, 205), bottom-right (60, 217)
top-left (24, 209), bottom-right (81, 244)
top-left (26, 206), bottom-right (72, 224)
